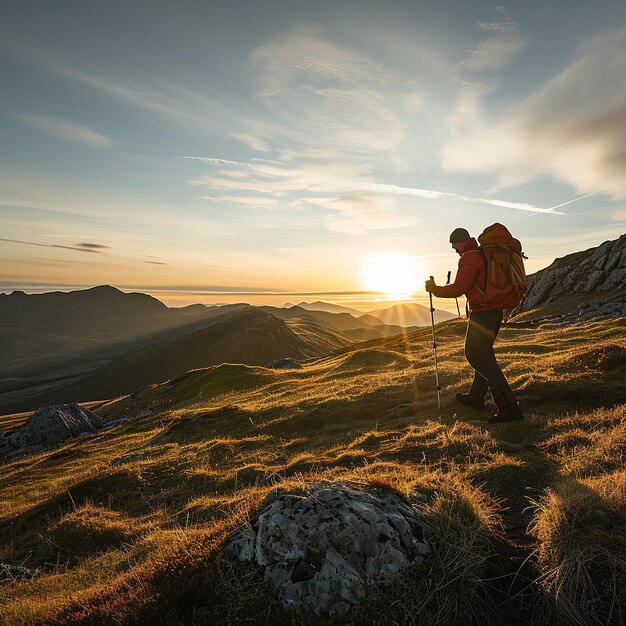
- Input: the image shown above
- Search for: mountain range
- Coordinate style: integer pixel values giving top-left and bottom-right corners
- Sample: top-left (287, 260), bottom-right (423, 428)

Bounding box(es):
top-left (0, 290), bottom-right (441, 413)
top-left (1, 232), bottom-right (624, 414)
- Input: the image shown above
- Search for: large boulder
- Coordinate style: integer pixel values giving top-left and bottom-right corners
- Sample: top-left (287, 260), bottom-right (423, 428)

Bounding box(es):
top-left (1, 404), bottom-right (103, 456)
top-left (226, 482), bottom-right (429, 616)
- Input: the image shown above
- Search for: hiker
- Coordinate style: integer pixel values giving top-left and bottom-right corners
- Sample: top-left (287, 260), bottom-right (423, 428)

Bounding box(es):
top-left (425, 226), bottom-right (525, 424)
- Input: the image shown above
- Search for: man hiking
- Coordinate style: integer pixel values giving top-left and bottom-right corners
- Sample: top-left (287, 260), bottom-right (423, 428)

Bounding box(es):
top-left (425, 226), bottom-right (525, 424)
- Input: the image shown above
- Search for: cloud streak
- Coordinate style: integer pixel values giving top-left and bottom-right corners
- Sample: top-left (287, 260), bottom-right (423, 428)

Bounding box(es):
top-left (177, 155), bottom-right (249, 168)
top-left (1, 238), bottom-right (110, 253)
top-left (77, 242), bottom-right (109, 249)
top-left (187, 155), bottom-right (585, 216)
top-left (15, 114), bottom-right (110, 147)
top-left (369, 183), bottom-right (566, 214)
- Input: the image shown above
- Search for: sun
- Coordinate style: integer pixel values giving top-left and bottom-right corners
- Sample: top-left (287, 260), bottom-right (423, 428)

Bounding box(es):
top-left (360, 254), bottom-right (422, 299)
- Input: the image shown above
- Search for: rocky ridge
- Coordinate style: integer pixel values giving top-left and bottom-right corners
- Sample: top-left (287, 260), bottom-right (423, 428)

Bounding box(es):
top-left (516, 233), bottom-right (626, 321)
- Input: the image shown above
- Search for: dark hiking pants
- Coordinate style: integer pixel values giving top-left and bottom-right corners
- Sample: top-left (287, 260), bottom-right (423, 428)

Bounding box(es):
top-left (464, 310), bottom-right (517, 408)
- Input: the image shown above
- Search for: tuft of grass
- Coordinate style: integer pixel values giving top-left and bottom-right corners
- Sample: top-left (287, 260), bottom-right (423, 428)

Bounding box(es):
top-left (355, 472), bottom-right (503, 625)
top-left (541, 405), bottom-right (626, 477)
top-left (47, 504), bottom-right (148, 564)
top-left (530, 472), bottom-right (626, 626)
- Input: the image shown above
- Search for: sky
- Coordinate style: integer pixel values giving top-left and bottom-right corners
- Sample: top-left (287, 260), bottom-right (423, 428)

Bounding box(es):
top-left (1, 0), bottom-right (626, 308)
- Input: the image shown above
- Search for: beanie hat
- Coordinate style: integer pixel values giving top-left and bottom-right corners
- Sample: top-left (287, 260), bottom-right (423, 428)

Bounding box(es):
top-left (449, 228), bottom-right (470, 244)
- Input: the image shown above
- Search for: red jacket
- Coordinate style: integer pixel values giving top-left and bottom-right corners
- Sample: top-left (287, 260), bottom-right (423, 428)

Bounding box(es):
top-left (431, 238), bottom-right (496, 312)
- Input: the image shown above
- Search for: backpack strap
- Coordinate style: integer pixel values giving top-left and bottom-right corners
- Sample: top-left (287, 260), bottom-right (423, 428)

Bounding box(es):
top-left (464, 248), bottom-right (488, 301)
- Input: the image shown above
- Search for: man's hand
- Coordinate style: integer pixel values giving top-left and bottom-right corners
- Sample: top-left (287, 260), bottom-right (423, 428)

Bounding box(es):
top-left (425, 278), bottom-right (436, 293)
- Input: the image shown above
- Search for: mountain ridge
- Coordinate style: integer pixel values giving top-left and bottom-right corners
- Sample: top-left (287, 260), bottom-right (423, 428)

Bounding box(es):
top-left (72, 308), bottom-right (322, 400)
top-left (515, 232), bottom-right (626, 321)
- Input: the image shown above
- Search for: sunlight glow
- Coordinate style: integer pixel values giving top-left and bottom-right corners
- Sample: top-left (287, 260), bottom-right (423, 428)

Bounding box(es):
top-left (360, 254), bottom-right (422, 299)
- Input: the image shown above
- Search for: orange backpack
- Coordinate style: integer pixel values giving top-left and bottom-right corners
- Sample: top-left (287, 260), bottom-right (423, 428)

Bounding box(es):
top-left (474, 223), bottom-right (528, 310)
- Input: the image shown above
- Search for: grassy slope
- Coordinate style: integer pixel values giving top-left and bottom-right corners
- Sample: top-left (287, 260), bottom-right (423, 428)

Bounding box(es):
top-left (1, 309), bottom-right (357, 414)
top-left (0, 318), bottom-right (625, 624)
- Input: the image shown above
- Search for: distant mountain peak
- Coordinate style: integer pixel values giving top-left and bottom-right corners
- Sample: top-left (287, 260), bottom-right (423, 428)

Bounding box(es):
top-left (88, 284), bottom-right (123, 293)
top-left (294, 300), bottom-right (363, 317)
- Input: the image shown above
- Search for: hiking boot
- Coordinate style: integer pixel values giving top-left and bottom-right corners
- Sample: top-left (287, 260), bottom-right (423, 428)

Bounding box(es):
top-left (455, 392), bottom-right (486, 411)
top-left (488, 403), bottom-right (525, 424)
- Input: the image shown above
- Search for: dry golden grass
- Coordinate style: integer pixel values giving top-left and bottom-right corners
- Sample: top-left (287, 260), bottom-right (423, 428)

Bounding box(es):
top-left (530, 472), bottom-right (626, 626)
top-left (0, 316), bottom-right (624, 624)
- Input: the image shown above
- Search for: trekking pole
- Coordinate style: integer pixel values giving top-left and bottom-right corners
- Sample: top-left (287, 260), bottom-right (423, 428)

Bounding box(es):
top-left (428, 276), bottom-right (442, 423)
top-left (447, 271), bottom-right (461, 318)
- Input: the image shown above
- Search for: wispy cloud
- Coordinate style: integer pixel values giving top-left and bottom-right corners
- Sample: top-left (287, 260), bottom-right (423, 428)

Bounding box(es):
top-left (15, 114), bottom-right (110, 147)
top-left (231, 132), bottom-right (270, 153)
top-left (250, 31), bottom-right (389, 99)
top-left (203, 195), bottom-right (280, 209)
top-left (1, 238), bottom-right (110, 253)
top-left (461, 37), bottom-right (526, 73)
top-left (187, 156), bottom-right (573, 216)
top-left (443, 28), bottom-right (626, 200)
top-left (479, 21), bottom-right (514, 32)
top-left (177, 155), bottom-right (249, 168)
top-left (13, 47), bottom-right (250, 138)
top-left (77, 242), bottom-right (109, 250)
top-left (478, 6), bottom-right (516, 32)
top-left (447, 9), bottom-right (525, 162)
top-left (249, 31), bottom-right (408, 167)
top-left (460, 7), bottom-right (525, 74)
top-left (182, 32), bottom-right (417, 232)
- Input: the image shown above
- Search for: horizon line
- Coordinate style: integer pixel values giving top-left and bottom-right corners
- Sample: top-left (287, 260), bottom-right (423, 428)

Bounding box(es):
top-left (0, 283), bottom-right (419, 298)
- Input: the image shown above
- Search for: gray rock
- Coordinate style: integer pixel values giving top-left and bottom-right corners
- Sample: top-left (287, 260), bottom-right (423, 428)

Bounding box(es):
top-left (584, 270), bottom-right (605, 291)
top-left (226, 482), bottom-right (429, 616)
top-left (0, 440), bottom-right (16, 457)
top-left (99, 418), bottom-right (129, 432)
top-left (604, 249), bottom-right (621, 273)
top-left (5, 404), bottom-right (103, 453)
top-left (590, 240), bottom-right (615, 270)
top-left (522, 276), bottom-right (555, 309)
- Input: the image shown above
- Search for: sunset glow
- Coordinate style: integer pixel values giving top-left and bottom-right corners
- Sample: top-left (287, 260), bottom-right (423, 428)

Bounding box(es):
top-left (1, 2), bottom-right (625, 303)
top-left (360, 254), bottom-right (422, 299)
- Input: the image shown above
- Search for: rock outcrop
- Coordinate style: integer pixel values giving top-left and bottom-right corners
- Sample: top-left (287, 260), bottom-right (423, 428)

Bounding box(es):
top-left (0, 404), bottom-right (103, 456)
top-left (516, 233), bottom-right (626, 320)
top-left (226, 483), bottom-right (429, 616)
